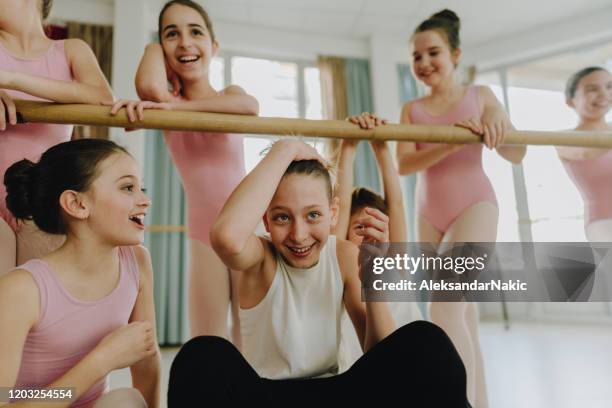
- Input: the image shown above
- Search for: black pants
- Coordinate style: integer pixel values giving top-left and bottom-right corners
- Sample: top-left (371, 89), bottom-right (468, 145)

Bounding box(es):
top-left (168, 320), bottom-right (469, 407)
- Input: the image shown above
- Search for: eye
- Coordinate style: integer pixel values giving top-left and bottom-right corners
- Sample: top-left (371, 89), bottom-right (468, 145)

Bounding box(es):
top-left (165, 30), bottom-right (178, 39)
top-left (429, 51), bottom-right (439, 57)
top-left (192, 28), bottom-right (204, 36)
top-left (141, 187), bottom-right (148, 194)
top-left (273, 214), bottom-right (290, 223)
top-left (307, 211), bottom-right (321, 221)
top-left (122, 184), bottom-right (135, 192)
top-left (413, 55), bottom-right (421, 62)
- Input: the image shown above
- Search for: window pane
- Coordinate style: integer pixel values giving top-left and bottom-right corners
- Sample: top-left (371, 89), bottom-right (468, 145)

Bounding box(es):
top-left (210, 57), bottom-right (224, 91)
top-left (507, 81), bottom-right (586, 241)
top-left (304, 67), bottom-right (323, 120)
top-left (231, 56), bottom-right (298, 118)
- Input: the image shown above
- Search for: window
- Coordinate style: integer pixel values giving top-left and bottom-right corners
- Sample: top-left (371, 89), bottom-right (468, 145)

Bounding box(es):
top-left (213, 53), bottom-right (323, 172)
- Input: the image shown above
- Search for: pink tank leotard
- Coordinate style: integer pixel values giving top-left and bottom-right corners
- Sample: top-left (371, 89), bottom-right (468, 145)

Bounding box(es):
top-left (0, 40), bottom-right (74, 232)
top-left (562, 150), bottom-right (612, 225)
top-left (164, 104), bottom-right (245, 244)
top-left (13, 246), bottom-right (140, 408)
top-left (410, 85), bottom-right (497, 233)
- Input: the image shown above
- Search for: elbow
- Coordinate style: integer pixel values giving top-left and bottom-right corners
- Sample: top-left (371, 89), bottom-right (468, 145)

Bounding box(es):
top-left (209, 221), bottom-right (243, 259)
top-left (242, 97), bottom-right (259, 116)
top-left (136, 81), bottom-right (169, 103)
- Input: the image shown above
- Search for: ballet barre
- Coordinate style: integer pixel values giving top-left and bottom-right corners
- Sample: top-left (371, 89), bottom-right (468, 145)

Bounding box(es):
top-left (13, 100), bottom-right (612, 148)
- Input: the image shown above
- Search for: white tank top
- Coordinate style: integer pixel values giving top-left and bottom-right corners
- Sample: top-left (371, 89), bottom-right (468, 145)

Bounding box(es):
top-left (239, 235), bottom-right (344, 379)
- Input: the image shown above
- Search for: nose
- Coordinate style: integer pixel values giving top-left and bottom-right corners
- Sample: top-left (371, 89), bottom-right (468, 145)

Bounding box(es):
top-left (139, 191), bottom-right (152, 208)
top-left (289, 219), bottom-right (308, 243)
top-left (178, 33), bottom-right (192, 49)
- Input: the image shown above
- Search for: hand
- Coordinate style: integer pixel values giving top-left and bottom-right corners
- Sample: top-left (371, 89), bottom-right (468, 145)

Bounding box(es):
top-left (455, 117), bottom-right (483, 136)
top-left (355, 207), bottom-right (389, 244)
top-left (347, 112), bottom-right (387, 129)
top-left (107, 99), bottom-right (172, 123)
top-left (94, 322), bottom-right (156, 372)
top-left (480, 110), bottom-right (512, 149)
top-left (274, 139), bottom-right (328, 165)
top-left (0, 90), bottom-right (16, 131)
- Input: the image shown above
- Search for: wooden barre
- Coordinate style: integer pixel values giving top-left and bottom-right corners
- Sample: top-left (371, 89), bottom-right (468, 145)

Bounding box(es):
top-left (13, 100), bottom-right (612, 148)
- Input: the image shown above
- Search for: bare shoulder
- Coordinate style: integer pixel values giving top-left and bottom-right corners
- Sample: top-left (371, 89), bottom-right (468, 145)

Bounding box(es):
top-left (0, 269), bottom-right (39, 323)
top-left (63, 38), bottom-right (94, 56)
top-left (131, 245), bottom-right (153, 287)
top-left (223, 84), bottom-right (248, 95)
top-left (335, 238), bottom-right (359, 282)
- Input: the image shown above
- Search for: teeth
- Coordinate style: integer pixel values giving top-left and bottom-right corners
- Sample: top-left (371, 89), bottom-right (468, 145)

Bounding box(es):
top-left (129, 215), bottom-right (145, 225)
top-left (290, 245), bottom-right (312, 254)
top-left (179, 56), bottom-right (199, 63)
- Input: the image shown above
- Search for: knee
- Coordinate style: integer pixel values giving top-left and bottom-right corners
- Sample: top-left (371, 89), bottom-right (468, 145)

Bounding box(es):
top-left (171, 336), bottom-right (237, 377)
top-left (94, 388), bottom-right (147, 408)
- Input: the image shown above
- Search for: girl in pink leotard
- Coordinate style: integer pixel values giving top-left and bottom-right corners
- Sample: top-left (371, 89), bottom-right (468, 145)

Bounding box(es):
top-left (0, 0), bottom-right (113, 273)
top-left (393, 10), bottom-right (526, 408)
top-left (111, 0), bottom-right (258, 343)
top-left (1, 139), bottom-right (159, 408)
top-left (558, 67), bottom-right (612, 242)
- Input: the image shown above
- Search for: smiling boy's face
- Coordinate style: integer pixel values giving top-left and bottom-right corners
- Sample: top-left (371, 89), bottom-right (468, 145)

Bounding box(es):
top-left (264, 173), bottom-right (337, 269)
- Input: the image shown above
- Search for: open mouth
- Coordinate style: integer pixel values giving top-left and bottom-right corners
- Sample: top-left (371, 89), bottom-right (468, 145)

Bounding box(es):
top-left (287, 243), bottom-right (315, 257)
top-left (129, 214), bottom-right (145, 228)
top-left (178, 55), bottom-right (200, 64)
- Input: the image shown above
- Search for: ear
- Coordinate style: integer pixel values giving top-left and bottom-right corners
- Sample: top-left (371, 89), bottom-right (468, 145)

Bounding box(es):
top-left (59, 190), bottom-right (90, 221)
top-left (212, 40), bottom-right (219, 57)
top-left (330, 196), bottom-right (340, 228)
top-left (566, 97), bottom-right (575, 109)
top-left (262, 213), bottom-right (270, 233)
top-left (452, 47), bottom-right (462, 67)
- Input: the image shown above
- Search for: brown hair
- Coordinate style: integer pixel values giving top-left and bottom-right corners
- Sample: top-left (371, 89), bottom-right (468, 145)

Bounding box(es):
top-left (565, 66), bottom-right (609, 100)
top-left (158, 0), bottom-right (216, 43)
top-left (350, 187), bottom-right (387, 216)
top-left (414, 9), bottom-right (461, 52)
top-left (284, 160), bottom-right (333, 201)
top-left (40, 0), bottom-right (53, 20)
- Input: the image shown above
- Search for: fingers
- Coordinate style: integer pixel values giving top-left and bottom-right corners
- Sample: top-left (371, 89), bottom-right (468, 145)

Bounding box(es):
top-left (455, 118), bottom-right (483, 135)
top-left (346, 112), bottom-right (387, 130)
top-left (0, 92), bottom-right (17, 130)
top-left (355, 207), bottom-right (389, 243)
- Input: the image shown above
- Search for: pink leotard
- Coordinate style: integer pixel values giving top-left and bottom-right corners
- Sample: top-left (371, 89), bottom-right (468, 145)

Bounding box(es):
top-left (562, 150), bottom-right (612, 225)
top-left (164, 101), bottom-right (245, 244)
top-left (13, 246), bottom-right (140, 408)
top-left (410, 85), bottom-right (497, 233)
top-left (0, 40), bottom-right (74, 232)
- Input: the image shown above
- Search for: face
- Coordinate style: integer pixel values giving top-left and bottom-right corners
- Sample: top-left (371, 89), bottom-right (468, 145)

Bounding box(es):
top-left (84, 153), bottom-right (151, 246)
top-left (411, 30), bottom-right (459, 87)
top-left (569, 70), bottom-right (612, 121)
top-left (160, 4), bottom-right (217, 83)
top-left (264, 174), bottom-right (337, 269)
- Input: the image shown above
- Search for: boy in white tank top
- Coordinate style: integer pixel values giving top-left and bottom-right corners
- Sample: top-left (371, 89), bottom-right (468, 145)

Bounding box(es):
top-left (168, 140), bottom-right (469, 407)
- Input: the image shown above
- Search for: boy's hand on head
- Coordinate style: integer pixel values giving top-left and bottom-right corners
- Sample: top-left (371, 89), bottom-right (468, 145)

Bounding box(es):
top-left (347, 112), bottom-right (388, 130)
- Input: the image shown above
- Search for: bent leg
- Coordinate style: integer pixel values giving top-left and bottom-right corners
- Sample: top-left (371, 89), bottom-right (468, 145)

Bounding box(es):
top-left (168, 336), bottom-right (266, 407)
top-left (93, 388), bottom-right (147, 408)
top-left (188, 240), bottom-right (231, 339)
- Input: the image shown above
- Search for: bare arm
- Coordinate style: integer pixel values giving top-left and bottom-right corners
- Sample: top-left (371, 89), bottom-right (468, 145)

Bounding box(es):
top-left (371, 141), bottom-right (407, 242)
top-left (338, 240), bottom-right (395, 352)
top-left (168, 85), bottom-right (259, 115)
top-left (211, 140), bottom-right (316, 271)
top-left (333, 140), bottom-right (358, 239)
top-left (129, 246), bottom-right (161, 408)
top-left (396, 102), bottom-right (460, 174)
top-left (135, 43), bottom-right (174, 103)
top-left (476, 86), bottom-right (526, 163)
top-left (0, 39), bottom-right (113, 105)
top-left (0, 271), bottom-right (107, 408)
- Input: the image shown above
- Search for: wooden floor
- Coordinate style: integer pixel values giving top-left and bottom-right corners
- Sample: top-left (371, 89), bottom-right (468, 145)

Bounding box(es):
top-left (110, 321), bottom-right (612, 408)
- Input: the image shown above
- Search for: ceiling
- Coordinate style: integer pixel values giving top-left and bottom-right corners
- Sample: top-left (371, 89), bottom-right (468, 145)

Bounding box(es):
top-left (162, 0), bottom-right (612, 47)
